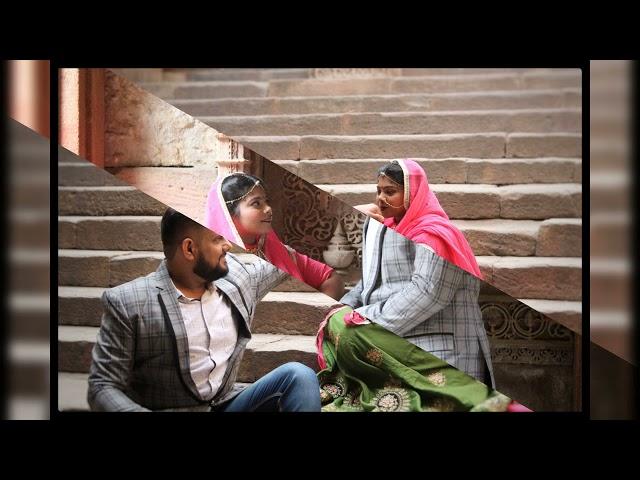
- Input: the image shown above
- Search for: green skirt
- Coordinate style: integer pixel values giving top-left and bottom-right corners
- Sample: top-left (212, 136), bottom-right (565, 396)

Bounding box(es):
top-left (317, 307), bottom-right (511, 412)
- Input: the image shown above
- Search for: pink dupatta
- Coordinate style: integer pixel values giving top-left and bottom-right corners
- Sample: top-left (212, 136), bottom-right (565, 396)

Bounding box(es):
top-left (383, 159), bottom-right (482, 279)
top-left (203, 173), bottom-right (306, 284)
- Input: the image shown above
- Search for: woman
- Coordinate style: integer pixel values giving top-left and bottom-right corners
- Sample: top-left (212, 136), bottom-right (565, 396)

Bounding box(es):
top-left (204, 172), bottom-right (345, 301)
top-left (316, 159), bottom-right (526, 412)
top-left (357, 158), bottom-right (482, 278)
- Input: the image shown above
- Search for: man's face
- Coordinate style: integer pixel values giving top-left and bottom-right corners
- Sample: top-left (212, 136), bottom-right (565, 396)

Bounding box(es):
top-left (192, 229), bottom-right (232, 282)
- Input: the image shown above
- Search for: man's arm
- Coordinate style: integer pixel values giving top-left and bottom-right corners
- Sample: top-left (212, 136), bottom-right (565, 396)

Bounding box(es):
top-left (87, 289), bottom-right (150, 412)
top-left (354, 245), bottom-right (463, 336)
top-left (251, 257), bottom-right (289, 302)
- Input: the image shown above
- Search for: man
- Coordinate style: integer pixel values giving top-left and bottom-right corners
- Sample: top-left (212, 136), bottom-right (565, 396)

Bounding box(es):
top-left (88, 207), bottom-right (321, 412)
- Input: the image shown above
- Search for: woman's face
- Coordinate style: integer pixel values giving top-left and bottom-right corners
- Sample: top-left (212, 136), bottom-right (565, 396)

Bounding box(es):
top-left (376, 175), bottom-right (406, 220)
top-left (232, 185), bottom-right (273, 239)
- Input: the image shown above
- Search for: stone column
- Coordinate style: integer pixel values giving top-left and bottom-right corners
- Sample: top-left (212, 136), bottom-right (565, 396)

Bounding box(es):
top-left (59, 68), bottom-right (105, 167)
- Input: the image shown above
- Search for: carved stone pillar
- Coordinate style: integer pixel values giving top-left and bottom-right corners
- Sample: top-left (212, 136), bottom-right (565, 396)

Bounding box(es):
top-left (322, 222), bottom-right (356, 276)
top-left (215, 136), bottom-right (255, 177)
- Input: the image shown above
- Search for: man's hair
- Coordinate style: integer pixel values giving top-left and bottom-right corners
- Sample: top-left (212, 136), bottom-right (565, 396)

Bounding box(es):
top-left (160, 207), bottom-right (203, 259)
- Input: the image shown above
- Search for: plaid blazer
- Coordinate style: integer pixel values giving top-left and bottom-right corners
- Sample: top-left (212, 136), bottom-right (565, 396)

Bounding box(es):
top-left (87, 254), bottom-right (287, 412)
top-left (341, 219), bottom-right (495, 387)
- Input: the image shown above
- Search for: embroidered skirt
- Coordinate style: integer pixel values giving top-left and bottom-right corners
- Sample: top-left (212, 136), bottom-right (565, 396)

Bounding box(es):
top-left (317, 307), bottom-right (512, 412)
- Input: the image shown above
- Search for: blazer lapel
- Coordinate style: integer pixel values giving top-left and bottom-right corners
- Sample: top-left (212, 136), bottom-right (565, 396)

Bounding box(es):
top-left (214, 258), bottom-right (252, 333)
top-left (213, 279), bottom-right (252, 338)
top-left (153, 261), bottom-right (202, 401)
top-left (362, 218), bottom-right (386, 305)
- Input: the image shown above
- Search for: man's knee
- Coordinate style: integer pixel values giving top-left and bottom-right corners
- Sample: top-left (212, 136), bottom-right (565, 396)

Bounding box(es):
top-left (280, 362), bottom-right (318, 386)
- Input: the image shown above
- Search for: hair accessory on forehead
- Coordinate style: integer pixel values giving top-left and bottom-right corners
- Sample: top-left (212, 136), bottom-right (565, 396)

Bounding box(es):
top-left (223, 175), bottom-right (261, 205)
top-left (378, 171), bottom-right (403, 188)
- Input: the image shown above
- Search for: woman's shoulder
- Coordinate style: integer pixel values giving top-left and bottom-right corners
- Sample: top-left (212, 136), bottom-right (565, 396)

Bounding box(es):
top-left (411, 231), bottom-right (447, 257)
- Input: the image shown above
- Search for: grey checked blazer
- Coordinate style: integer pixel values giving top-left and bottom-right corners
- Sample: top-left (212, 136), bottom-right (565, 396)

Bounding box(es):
top-left (341, 219), bottom-right (495, 387)
top-left (87, 254), bottom-right (287, 412)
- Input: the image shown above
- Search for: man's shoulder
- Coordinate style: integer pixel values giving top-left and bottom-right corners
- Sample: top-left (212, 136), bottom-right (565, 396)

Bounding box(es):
top-left (223, 253), bottom-right (257, 283)
top-left (103, 269), bottom-right (158, 303)
top-left (223, 252), bottom-right (281, 285)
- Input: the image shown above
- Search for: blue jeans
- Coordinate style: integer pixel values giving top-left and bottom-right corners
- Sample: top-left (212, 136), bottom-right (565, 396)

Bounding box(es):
top-left (219, 362), bottom-right (321, 412)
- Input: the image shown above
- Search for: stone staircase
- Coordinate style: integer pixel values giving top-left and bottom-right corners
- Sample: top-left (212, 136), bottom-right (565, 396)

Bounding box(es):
top-left (139, 67), bottom-right (582, 326)
top-left (57, 147), bottom-right (329, 411)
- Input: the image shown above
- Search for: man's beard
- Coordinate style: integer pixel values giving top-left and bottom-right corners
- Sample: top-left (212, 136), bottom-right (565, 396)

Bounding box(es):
top-left (193, 252), bottom-right (228, 283)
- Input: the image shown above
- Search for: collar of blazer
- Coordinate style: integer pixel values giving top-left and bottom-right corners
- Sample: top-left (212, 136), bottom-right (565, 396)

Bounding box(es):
top-left (153, 258), bottom-right (252, 329)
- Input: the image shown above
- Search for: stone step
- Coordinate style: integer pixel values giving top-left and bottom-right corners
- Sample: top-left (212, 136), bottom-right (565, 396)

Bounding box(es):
top-left (58, 162), bottom-right (127, 187)
top-left (9, 396), bottom-right (49, 420)
top-left (238, 333), bottom-right (317, 382)
top-left (11, 209), bottom-right (50, 250)
top-left (232, 133), bottom-right (582, 160)
top-left (453, 218), bottom-right (581, 257)
top-left (266, 71), bottom-right (581, 97)
top-left (10, 175), bottom-right (50, 209)
top-left (10, 262), bottom-right (50, 294)
top-left (169, 89), bottom-right (582, 117)
top-left (185, 68), bottom-right (311, 81)
top-left (590, 212), bottom-right (629, 258)
top-left (58, 372), bottom-right (90, 411)
top-left (9, 339), bottom-right (49, 399)
top-left (58, 326), bottom-right (318, 382)
top-left (253, 292), bottom-right (335, 335)
top-left (10, 367), bottom-right (50, 401)
top-left (58, 216), bottom-right (163, 251)
top-left (57, 287), bottom-right (105, 327)
top-left (400, 68), bottom-right (579, 76)
top-left (320, 183), bottom-right (582, 220)
top-left (139, 81), bottom-right (269, 100)
top-left (145, 72), bottom-right (580, 101)
top-left (200, 109), bottom-right (581, 136)
top-left (477, 256), bottom-right (582, 301)
top-left (58, 286), bottom-right (334, 335)
top-left (57, 248), bottom-right (328, 291)
top-left (57, 214), bottom-right (581, 259)
top-left (534, 218), bottom-right (582, 257)
top-left (176, 68), bottom-right (569, 82)
top-left (590, 259), bottom-right (630, 311)
top-left (280, 158), bottom-right (581, 185)
top-left (58, 186), bottom-right (167, 216)
top-left (58, 249), bottom-right (165, 288)
top-left (10, 293), bottom-right (50, 340)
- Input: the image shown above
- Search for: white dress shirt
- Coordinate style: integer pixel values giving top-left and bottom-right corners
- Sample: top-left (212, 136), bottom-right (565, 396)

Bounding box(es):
top-left (170, 279), bottom-right (238, 401)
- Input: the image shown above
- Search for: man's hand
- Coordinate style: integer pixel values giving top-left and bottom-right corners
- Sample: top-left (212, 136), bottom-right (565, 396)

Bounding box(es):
top-left (354, 203), bottom-right (384, 223)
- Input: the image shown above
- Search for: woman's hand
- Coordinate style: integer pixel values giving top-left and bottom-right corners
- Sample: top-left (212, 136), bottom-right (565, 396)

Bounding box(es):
top-left (354, 203), bottom-right (384, 223)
